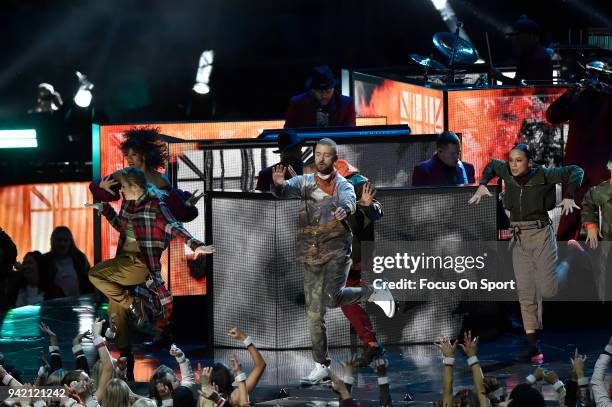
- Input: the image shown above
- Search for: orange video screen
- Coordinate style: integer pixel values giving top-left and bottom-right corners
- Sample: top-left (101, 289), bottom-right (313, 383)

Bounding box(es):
top-left (447, 87), bottom-right (567, 182)
top-left (0, 182), bottom-right (94, 266)
top-left (353, 73), bottom-right (567, 180)
top-left (355, 74), bottom-right (445, 133)
top-left (95, 117), bottom-right (386, 297)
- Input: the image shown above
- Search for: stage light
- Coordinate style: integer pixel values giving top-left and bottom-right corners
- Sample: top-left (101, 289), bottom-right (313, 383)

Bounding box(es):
top-left (431, 0), bottom-right (447, 11)
top-left (193, 50), bottom-right (214, 95)
top-left (0, 129), bottom-right (38, 148)
top-left (73, 71), bottom-right (94, 108)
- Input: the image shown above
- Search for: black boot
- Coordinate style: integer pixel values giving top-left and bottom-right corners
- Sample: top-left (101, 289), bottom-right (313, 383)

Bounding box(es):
top-left (127, 298), bottom-right (148, 328)
top-left (119, 350), bottom-right (135, 382)
top-left (518, 331), bottom-right (543, 363)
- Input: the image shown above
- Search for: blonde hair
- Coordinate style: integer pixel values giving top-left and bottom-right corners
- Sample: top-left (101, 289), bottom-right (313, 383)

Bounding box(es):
top-left (47, 368), bottom-right (65, 386)
top-left (101, 378), bottom-right (131, 407)
top-left (132, 397), bottom-right (158, 407)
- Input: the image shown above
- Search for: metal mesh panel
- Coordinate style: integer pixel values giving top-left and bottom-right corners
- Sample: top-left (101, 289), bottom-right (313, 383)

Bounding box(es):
top-left (363, 186), bottom-right (498, 344)
top-left (172, 141), bottom-right (438, 191)
top-left (211, 196), bottom-right (353, 349)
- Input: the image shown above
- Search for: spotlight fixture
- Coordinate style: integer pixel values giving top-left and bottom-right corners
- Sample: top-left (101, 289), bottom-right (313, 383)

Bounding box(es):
top-left (73, 71), bottom-right (94, 108)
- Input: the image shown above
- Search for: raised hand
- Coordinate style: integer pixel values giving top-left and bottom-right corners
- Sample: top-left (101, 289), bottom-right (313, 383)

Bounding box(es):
top-left (333, 207), bottom-right (347, 221)
top-left (468, 185), bottom-right (492, 205)
top-left (228, 328), bottom-right (247, 342)
top-left (194, 245), bottom-right (215, 258)
top-left (99, 176), bottom-right (119, 194)
top-left (229, 354), bottom-right (242, 374)
top-left (585, 227), bottom-right (602, 249)
top-left (169, 344), bottom-right (183, 358)
top-left (197, 363), bottom-right (212, 387)
top-left (39, 322), bottom-right (56, 337)
top-left (372, 358), bottom-right (389, 376)
top-left (186, 190), bottom-right (205, 207)
top-left (91, 318), bottom-right (105, 337)
top-left (84, 202), bottom-right (103, 212)
top-left (340, 353), bottom-right (358, 378)
top-left (73, 330), bottom-right (92, 345)
top-left (359, 183), bottom-right (376, 207)
top-left (272, 165), bottom-right (287, 187)
top-left (458, 331), bottom-right (478, 357)
top-left (543, 370), bottom-right (559, 385)
top-left (570, 348), bottom-right (587, 379)
top-left (559, 198), bottom-right (580, 216)
top-left (434, 337), bottom-right (458, 357)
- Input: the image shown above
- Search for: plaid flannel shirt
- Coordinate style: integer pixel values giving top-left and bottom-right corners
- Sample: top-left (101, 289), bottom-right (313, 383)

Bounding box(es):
top-left (101, 194), bottom-right (204, 320)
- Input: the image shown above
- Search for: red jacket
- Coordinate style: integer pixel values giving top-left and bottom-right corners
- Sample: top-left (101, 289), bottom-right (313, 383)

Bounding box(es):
top-left (284, 91), bottom-right (356, 128)
top-left (90, 175), bottom-right (198, 223)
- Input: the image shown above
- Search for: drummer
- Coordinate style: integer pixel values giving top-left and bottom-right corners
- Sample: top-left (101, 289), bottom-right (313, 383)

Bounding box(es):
top-left (490, 15), bottom-right (553, 85)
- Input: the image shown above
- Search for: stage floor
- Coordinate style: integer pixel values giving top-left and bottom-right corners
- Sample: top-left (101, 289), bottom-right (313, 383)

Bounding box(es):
top-left (0, 296), bottom-right (610, 405)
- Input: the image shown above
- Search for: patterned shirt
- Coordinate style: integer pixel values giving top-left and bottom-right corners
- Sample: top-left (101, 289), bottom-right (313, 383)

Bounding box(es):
top-left (101, 194), bottom-right (204, 319)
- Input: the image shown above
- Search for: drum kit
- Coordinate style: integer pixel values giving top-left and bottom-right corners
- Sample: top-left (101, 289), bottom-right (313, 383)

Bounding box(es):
top-left (409, 23), bottom-right (482, 85)
top-left (411, 24), bottom-right (612, 90)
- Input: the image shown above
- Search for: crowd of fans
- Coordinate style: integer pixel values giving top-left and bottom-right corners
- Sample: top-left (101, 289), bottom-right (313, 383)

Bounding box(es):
top-left (1, 315), bottom-right (611, 406)
top-left (0, 227), bottom-right (92, 312)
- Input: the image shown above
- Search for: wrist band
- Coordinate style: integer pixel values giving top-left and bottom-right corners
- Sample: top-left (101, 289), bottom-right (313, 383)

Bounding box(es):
top-left (176, 355), bottom-right (186, 364)
top-left (234, 372), bottom-right (247, 382)
top-left (343, 376), bottom-right (355, 385)
top-left (553, 380), bottom-right (565, 392)
top-left (72, 344), bottom-right (83, 354)
top-left (34, 401), bottom-right (47, 407)
top-left (526, 374), bottom-right (537, 384)
top-left (577, 377), bottom-right (589, 386)
top-left (93, 336), bottom-right (105, 346)
top-left (443, 357), bottom-right (455, 366)
top-left (2, 374), bottom-right (13, 385)
top-left (49, 345), bottom-right (60, 352)
top-left (162, 399), bottom-right (174, 406)
top-left (243, 336), bottom-right (254, 347)
top-left (38, 366), bottom-right (47, 376)
top-left (467, 356), bottom-right (479, 367)
top-left (605, 345), bottom-right (612, 355)
top-left (215, 397), bottom-right (226, 407)
top-left (488, 387), bottom-right (504, 400)
top-left (105, 328), bottom-right (116, 339)
top-left (377, 377), bottom-right (389, 385)
top-left (64, 398), bottom-right (77, 407)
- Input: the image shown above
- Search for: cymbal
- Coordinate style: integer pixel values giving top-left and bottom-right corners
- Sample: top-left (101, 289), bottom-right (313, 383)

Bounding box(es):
top-left (409, 53), bottom-right (449, 71)
top-left (586, 60), bottom-right (612, 75)
top-left (433, 32), bottom-right (479, 64)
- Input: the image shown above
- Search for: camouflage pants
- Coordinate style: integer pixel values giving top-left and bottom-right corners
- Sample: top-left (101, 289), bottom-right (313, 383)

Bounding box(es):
top-left (303, 255), bottom-right (373, 364)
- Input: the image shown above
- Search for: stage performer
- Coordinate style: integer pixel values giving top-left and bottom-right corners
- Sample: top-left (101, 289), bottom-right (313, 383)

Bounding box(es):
top-left (335, 159), bottom-right (387, 366)
top-left (284, 66), bottom-right (356, 129)
top-left (412, 131), bottom-right (475, 186)
top-left (86, 167), bottom-right (214, 379)
top-left (490, 15), bottom-right (552, 85)
top-left (256, 130), bottom-right (304, 191)
top-left (581, 154), bottom-right (612, 300)
top-left (271, 138), bottom-right (395, 385)
top-left (546, 76), bottom-right (612, 241)
top-left (469, 144), bottom-right (583, 362)
top-left (90, 127), bottom-right (204, 223)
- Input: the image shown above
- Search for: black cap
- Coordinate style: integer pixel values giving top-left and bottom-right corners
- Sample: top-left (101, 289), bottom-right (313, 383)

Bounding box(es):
top-left (507, 15), bottom-right (541, 36)
top-left (273, 130), bottom-right (303, 153)
top-left (306, 65), bottom-right (339, 90)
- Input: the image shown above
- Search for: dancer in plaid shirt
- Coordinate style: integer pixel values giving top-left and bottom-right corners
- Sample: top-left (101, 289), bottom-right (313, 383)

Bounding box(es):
top-left (86, 167), bottom-right (214, 379)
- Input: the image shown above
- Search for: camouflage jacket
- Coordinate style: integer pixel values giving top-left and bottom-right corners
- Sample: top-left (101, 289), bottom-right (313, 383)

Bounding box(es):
top-left (582, 180), bottom-right (612, 240)
top-left (274, 173), bottom-right (356, 265)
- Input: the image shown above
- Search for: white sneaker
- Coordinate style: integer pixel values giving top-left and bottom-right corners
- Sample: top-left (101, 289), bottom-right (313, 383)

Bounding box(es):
top-left (368, 286), bottom-right (396, 318)
top-left (300, 363), bottom-right (330, 385)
